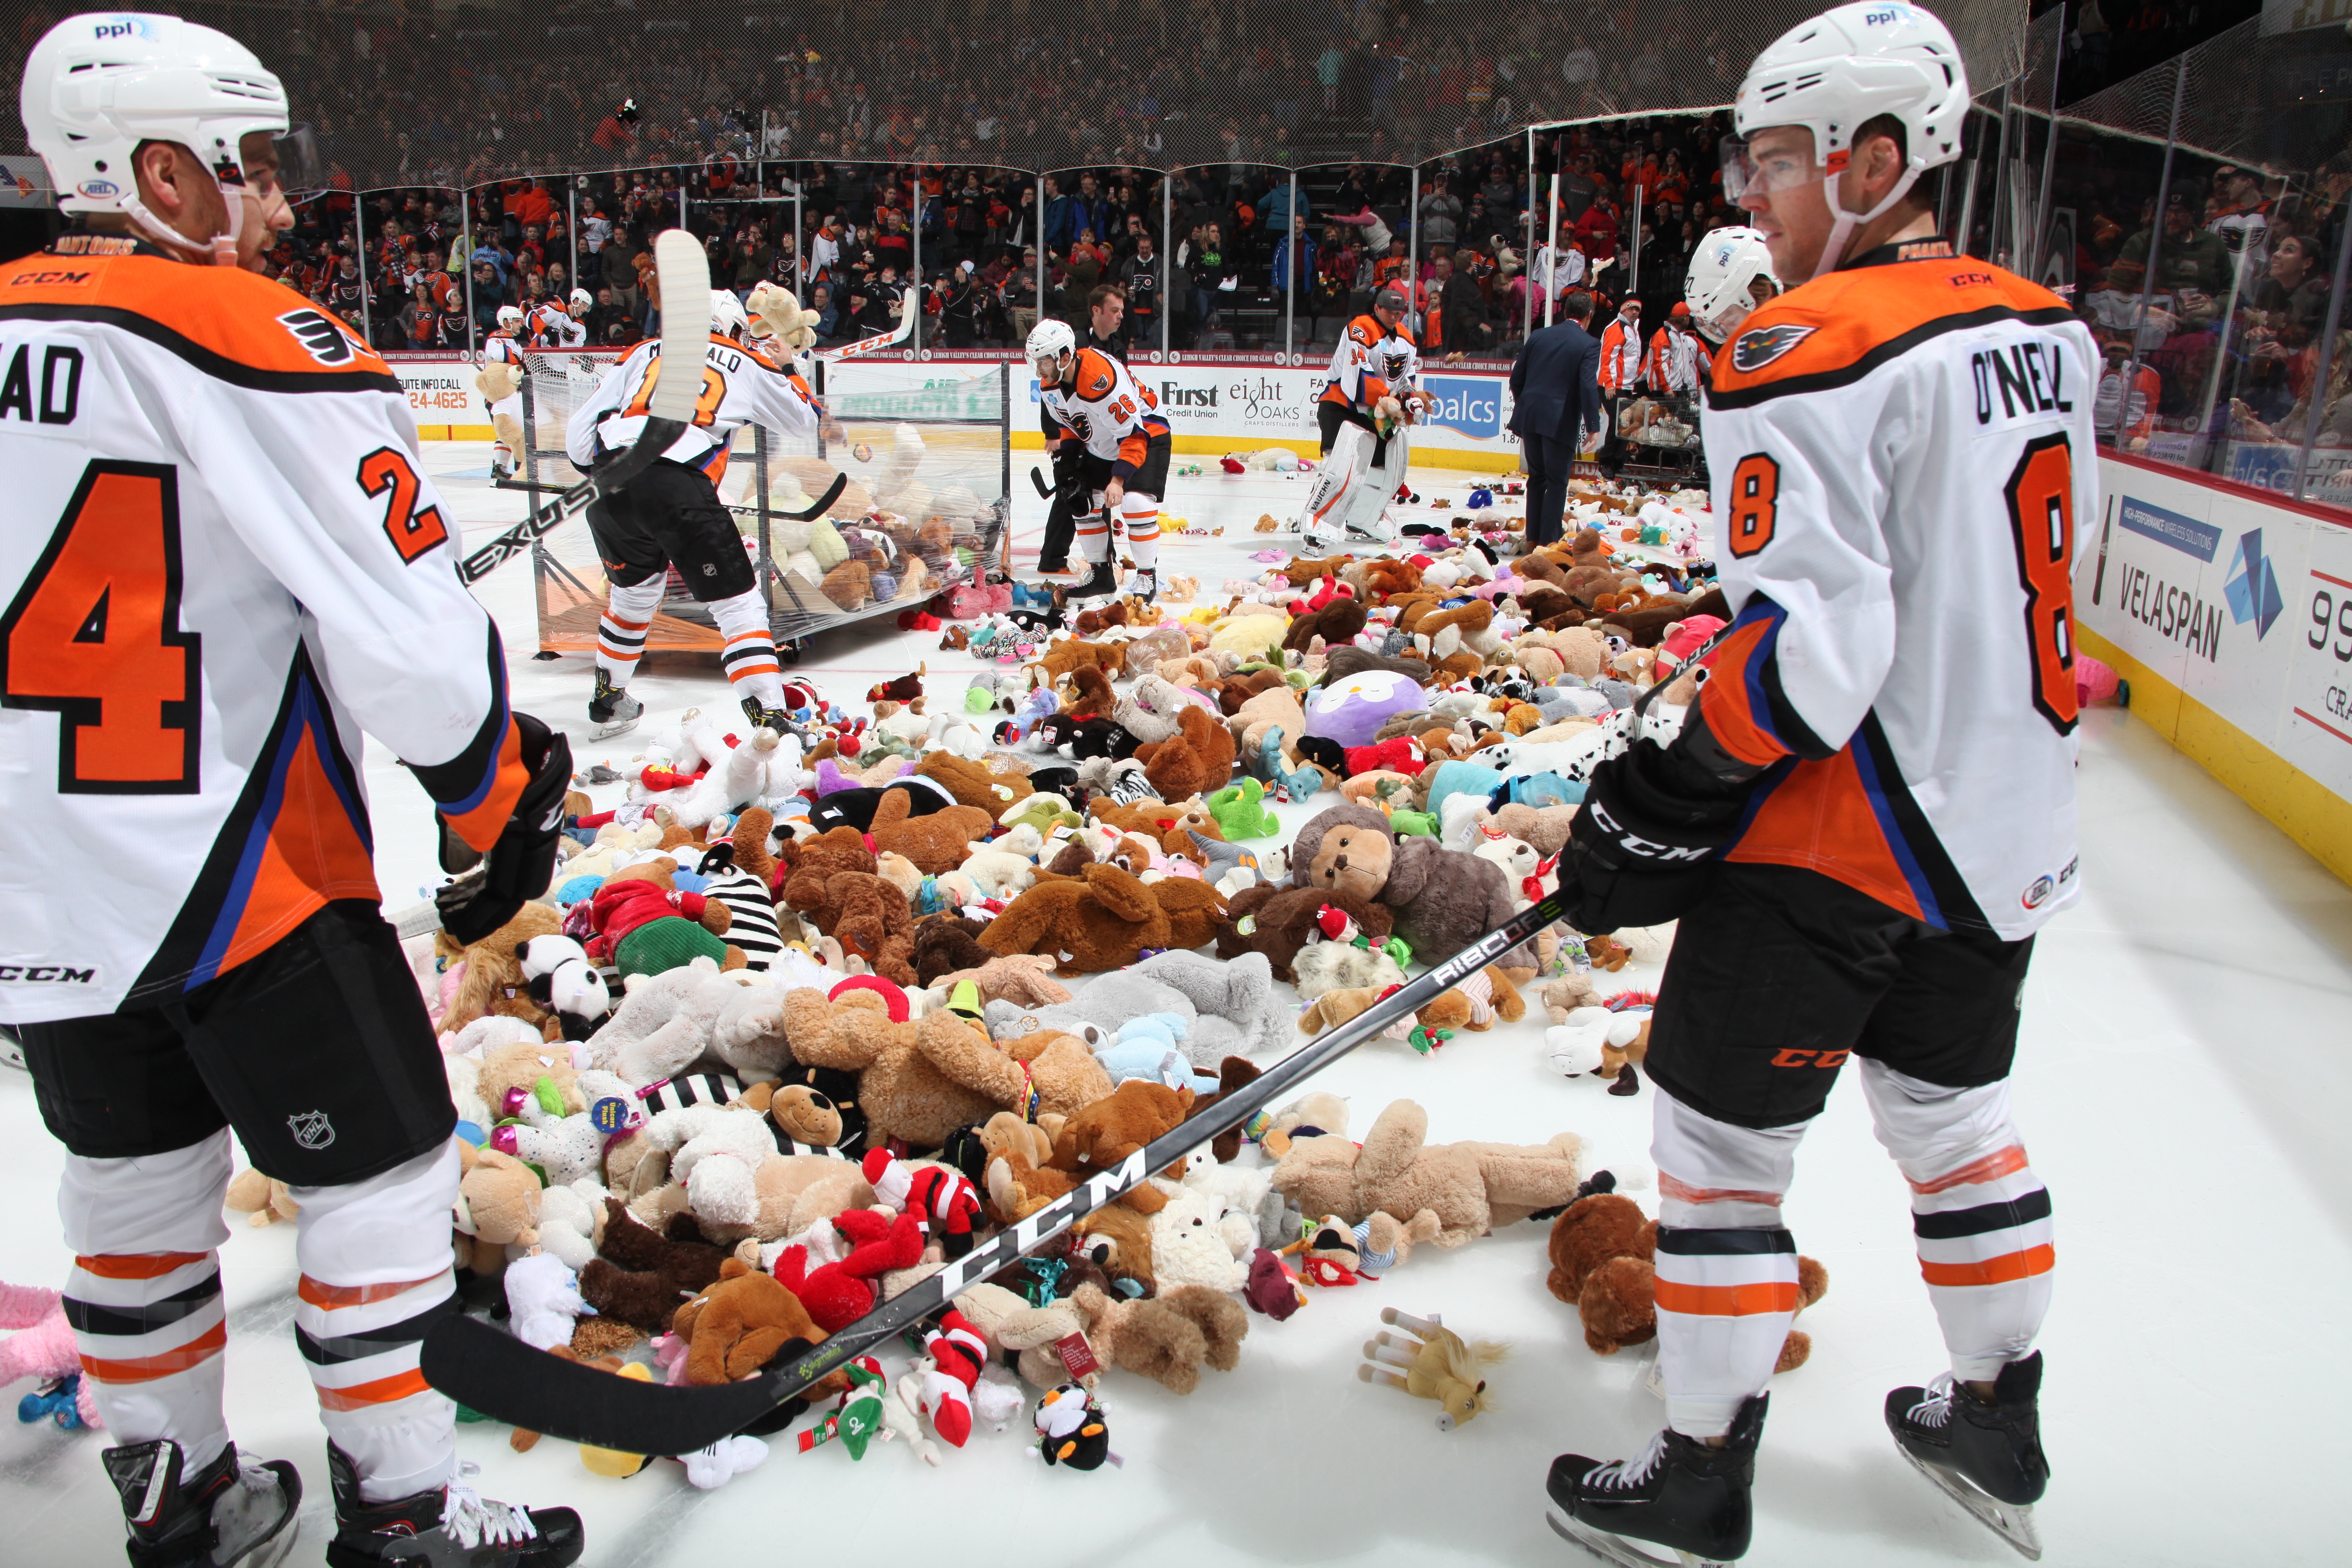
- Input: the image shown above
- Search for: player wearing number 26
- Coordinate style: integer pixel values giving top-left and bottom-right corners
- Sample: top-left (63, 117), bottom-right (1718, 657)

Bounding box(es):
top-left (0, 15), bottom-right (584, 1567)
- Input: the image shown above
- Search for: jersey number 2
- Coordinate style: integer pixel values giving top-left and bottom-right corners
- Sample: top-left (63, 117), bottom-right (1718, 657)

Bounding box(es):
top-left (2005, 433), bottom-right (2079, 735)
top-left (0, 462), bottom-right (201, 793)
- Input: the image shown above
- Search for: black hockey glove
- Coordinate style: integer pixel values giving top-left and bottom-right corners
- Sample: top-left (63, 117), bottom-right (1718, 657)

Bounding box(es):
top-left (1562, 706), bottom-right (1762, 934)
top-left (434, 712), bottom-right (572, 946)
top-left (1051, 440), bottom-right (1090, 508)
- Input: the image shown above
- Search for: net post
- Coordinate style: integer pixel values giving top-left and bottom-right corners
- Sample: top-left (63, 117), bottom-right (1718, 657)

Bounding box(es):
top-left (1162, 169), bottom-right (1173, 358)
top-left (1522, 126), bottom-right (1535, 345)
top-left (1408, 156), bottom-right (1421, 342)
top-left (1284, 168), bottom-right (1297, 361)
top-left (354, 187), bottom-right (371, 347)
top-left (912, 166), bottom-right (923, 357)
top-left (1988, 84), bottom-right (2014, 266)
top-left (2028, 23), bottom-right (2064, 281)
top-left (567, 182), bottom-right (578, 309)
top-left (462, 188), bottom-right (475, 361)
top-left (793, 165), bottom-right (805, 305)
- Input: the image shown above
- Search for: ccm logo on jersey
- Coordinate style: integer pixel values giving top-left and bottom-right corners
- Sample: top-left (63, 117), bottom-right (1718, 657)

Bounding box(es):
top-left (1969, 340), bottom-right (2075, 426)
top-left (277, 308), bottom-right (365, 366)
top-left (0, 963), bottom-right (97, 983)
top-left (1730, 323), bottom-right (1816, 372)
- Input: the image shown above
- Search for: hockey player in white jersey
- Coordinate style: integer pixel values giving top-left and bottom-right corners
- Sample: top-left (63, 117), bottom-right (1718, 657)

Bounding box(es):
top-left (1547, 6), bottom-right (2084, 1563)
top-left (1298, 284), bottom-right (1429, 552)
top-left (527, 289), bottom-right (590, 350)
top-left (568, 286), bottom-right (820, 737)
top-left (1027, 314), bottom-right (1171, 602)
top-left (1682, 224), bottom-right (1781, 346)
top-left (477, 304), bottom-right (527, 477)
top-left (5, 15), bottom-right (584, 1567)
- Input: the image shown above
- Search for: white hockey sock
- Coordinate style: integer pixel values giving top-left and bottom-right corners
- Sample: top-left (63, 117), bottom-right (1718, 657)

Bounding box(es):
top-left (1120, 494), bottom-right (1161, 572)
top-left (709, 587), bottom-right (786, 709)
top-left (1650, 1091), bottom-right (1805, 1439)
top-left (60, 1132), bottom-right (235, 1473)
top-left (291, 1142), bottom-right (461, 1503)
top-left (1862, 1062), bottom-right (2053, 1383)
top-left (596, 578), bottom-right (666, 690)
top-left (1074, 508), bottom-right (1111, 565)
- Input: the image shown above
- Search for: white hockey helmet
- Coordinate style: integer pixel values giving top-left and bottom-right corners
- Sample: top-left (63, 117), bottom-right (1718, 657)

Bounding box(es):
top-left (710, 288), bottom-right (749, 338)
top-left (1026, 316), bottom-right (1076, 382)
top-left (569, 287), bottom-right (593, 313)
top-left (20, 13), bottom-right (319, 260)
top-left (496, 304), bottom-right (524, 330)
top-left (1726, 1), bottom-right (1970, 278)
top-left (1684, 227), bottom-right (1782, 343)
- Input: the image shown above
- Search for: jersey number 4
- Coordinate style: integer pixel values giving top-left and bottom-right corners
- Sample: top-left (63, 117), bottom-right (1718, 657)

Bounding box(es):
top-left (2005, 433), bottom-right (2079, 735)
top-left (0, 462), bottom-right (201, 793)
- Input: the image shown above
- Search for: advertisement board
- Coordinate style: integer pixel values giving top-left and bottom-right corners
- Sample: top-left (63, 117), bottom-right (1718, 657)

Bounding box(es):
top-left (2081, 454), bottom-right (2352, 881)
top-left (387, 356), bottom-right (491, 438)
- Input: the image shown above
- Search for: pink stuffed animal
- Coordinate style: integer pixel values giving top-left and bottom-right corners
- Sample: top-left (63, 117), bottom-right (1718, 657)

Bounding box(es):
top-left (2, 1282), bottom-right (101, 1429)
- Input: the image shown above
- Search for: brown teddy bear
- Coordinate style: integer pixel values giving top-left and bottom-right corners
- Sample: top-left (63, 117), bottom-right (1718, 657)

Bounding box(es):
top-left (915, 752), bottom-right (1031, 812)
top-left (1283, 593), bottom-right (1369, 652)
top-left (911, 915), bottom-right (995, 986)
top-left (986, 1078), bottom-right (1199, 1219)
top-left (670, 1256), bottom-right (836, 1387)
top-left (866, 789), bottom-right (995, 877)
top-left (436, 902), bottom-right (565, 1038)
top-left (1065, 1280), bottom-right (1247, 1395)
top-left (1033, 636), bottom-right (1127, 685)
top-left (977, 862), bottom-right (1169, 975)
top-left (922, 952), bottom-right (1074, 1008)
top-left (776, 827), bottom-right (880, 919)
top-left (1300, 821), bottom-right (1529, 972)
top-left (821, 871), bottom-right (918, 983)
top-left (1270, 1098), bottom-right (1584, 1248)
top-left (577, 1198), bottom-right (733, 1333)
top-left (1215, 883), bottom-right (1395, 983)
top-left (1055, 662), bottom-right (1117, 717)
top-left (1132, 703), bottom-right (1236, 802)
top-left (1216, 665), bottom-right (1290, 717)
top-left (1545, 1191), bottom-right (1828, 1368)
top-left (1281, 554), bottom-right (1355, 587)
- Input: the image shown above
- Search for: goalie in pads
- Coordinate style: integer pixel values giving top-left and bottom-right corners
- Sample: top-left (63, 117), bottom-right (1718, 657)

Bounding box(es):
top-left (1298, 284), bottom-right (1429, 551)
top-left (6, 14), bottom-right (583, 1565)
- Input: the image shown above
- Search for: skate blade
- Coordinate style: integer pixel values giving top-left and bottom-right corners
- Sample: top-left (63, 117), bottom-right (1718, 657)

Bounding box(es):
top-left (1900, 1449), bottom-right (2043, 1560)
top-left (587, 712), bottom-right (642, 741)
top-left (1546, 1506), bottom-right (1729, 1568)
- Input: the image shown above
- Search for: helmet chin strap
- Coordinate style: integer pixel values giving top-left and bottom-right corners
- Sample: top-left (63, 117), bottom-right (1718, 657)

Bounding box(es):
top-left (1811, 163), bottom-right (1922, 281)
top-left (117, 167), bottom-right (245, 267)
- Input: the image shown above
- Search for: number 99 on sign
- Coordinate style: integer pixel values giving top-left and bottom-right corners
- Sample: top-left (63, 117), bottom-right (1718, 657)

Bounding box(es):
top-left (2312, 586), bottom-right (2352, 663)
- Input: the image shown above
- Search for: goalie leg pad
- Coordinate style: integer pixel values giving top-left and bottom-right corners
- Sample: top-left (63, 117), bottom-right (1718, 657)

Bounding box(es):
top-left (1300, 420), bottom-right (1374, 536)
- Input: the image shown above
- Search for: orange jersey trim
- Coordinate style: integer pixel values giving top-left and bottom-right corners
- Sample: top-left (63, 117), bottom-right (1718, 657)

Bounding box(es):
top-left (0, 253), bottom-right (398, 392)
top-left (1710, 254), bottom-right (2073, 409)
top-left (1072, 348), bottom-right (1120, 401)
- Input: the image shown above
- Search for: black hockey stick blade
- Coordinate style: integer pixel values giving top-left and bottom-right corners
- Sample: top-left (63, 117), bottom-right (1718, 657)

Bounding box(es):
top-left (1031, 465), bottom-right (1052, 499)
top-left (419, 891), bottom-right (1563, 1455)
top-left (786, 472), bottom-right (849, 521)
top-left (455, 420), bottom-right (683, 585)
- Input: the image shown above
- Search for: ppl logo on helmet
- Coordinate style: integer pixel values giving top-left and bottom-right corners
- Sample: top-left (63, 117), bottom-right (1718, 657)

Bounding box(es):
top-left (1424, 378), bottom-right (1503, 439)
top-left (91, 16), bottom-right (155, 41)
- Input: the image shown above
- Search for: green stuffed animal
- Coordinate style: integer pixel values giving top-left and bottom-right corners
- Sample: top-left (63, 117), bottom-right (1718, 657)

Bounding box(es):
top-left (1000, 792), bottom-right (1084, 838)
top-left (1206, 778), bottom-right (1281, 840)
top-left (1388, 808), bottom-right (1440, 839)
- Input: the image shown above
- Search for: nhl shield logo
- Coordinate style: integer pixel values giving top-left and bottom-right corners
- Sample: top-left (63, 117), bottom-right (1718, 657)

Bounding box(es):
top-left (287, 1110), bottom-right (336, 1150)
top-left (1731, 322), bottom-right (1817, 373)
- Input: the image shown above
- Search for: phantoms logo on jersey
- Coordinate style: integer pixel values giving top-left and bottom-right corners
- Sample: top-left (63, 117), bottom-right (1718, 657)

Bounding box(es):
top-left (1731, 323), bottom-right (1815, 372)
top-left (277, 309), bottom-right (357, 366)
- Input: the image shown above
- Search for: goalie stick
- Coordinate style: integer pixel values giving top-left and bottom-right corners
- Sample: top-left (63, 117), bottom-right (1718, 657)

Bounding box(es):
top-left (420, 888), bottom-right (1568, 1455)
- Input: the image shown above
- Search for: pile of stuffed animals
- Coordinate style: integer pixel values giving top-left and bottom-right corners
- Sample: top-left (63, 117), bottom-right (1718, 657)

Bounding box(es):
top-left (0, 501), bottom-right (1815, 1483)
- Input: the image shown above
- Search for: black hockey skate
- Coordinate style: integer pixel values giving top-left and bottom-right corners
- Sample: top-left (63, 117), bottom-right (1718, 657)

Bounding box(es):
top-left (1546, 1395), bottom-right (1765, 1566)
top-left (1067, 560), bottom-right (1119, 601)
top-left (1886, 1353), bottom-right (2048, 1560)
top-left (103, 1438), bottom-right (301, 1568)
top-left (586, 671), bottom-right (642, 740)
top-left (325, 1444), bottom-right (582, 1568)
top-left (738, 695), bottom-right (804, 740)
top-left (1130, 567), bottom-right (1158, 604)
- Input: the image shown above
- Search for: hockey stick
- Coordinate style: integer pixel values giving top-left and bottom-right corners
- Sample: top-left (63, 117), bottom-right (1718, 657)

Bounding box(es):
top-left (1031, 465), bottom-right (1052, 500)
top-left (455, 232), bottom-right (714, 586)
top-left (814, 294), bottom-right (918, 363)
top-left (722, 471), bottom-right (850, 524)
top-left (420, 889), bottom-right (1565, 1455)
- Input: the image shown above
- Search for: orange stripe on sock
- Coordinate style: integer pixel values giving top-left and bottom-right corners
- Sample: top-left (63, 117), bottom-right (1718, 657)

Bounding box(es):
top-left (597, 642), bottom-right (641, 660)
top-left (298, 1271), bottom-right (449, 1310)
top-left (1909, 1145), bottom-right (2029, 1196)
top-left (1920, 1244), bottom-right (2054, 1289)
top-left (75, 1252), bottom-right (209, 1280)
top-left (315, 1368), bottom-right (433, 1411)
top-left (726, 661), bottom-right (781, 681)
top-left (603, 614), bottom-right (652, 632)
top-left (724, 629), bottom-right (773, 645)
top-left (1657, 1172), bottom-right (1785, 1209)
top-left (81, 1321), bottom-right (226, 1384)
top-left (1653, 1279), bottom-right (1801, 1317)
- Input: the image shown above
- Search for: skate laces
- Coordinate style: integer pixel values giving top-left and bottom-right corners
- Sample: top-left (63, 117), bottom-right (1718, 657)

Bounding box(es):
top-left (440, 1462), bottom-right (539, 1550)
top-left (1584, 1429), bottom-right (1671, 1492)
top-left (1907, 1373), bottom-right (1960, 1429)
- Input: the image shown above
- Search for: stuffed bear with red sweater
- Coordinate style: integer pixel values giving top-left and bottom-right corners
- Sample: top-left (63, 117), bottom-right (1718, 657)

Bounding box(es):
top-left (585, 861), bottom-right (744, 977)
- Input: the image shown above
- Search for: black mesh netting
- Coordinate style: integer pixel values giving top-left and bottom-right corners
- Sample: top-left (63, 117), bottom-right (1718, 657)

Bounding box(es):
top-left (0, 0), bottom-right (2027, 186)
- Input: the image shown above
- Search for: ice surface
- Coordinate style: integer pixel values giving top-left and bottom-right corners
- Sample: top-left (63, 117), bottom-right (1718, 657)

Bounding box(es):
top-left (4, 447), bottom-right (2349, 1566)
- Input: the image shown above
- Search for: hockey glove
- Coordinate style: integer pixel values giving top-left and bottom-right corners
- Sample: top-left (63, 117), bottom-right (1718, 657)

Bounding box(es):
top-left (433, 712), bottom-right (573, 946)
top-left (1562, 706), bottom-right (1761, 934)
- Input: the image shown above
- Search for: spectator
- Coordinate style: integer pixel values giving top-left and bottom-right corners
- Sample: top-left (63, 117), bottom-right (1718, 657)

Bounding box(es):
top-left (1121, 231), bottom-right (1163, 349)
top-left (1271, 214), bottom-right (1317, 312)
top-left (2114, 183), bottom-right (2233, 299)
top-left (2256, 232), bottom-right (2331, 339)
top-left (1439, 250), bottom-right (1493, 356)
top-left (1418, 182), bottom-right (1463, 251)
top-left (1189, 221), bottom-right (1230, 347)
top-left (1066, 227), bottom-right (1109, 295)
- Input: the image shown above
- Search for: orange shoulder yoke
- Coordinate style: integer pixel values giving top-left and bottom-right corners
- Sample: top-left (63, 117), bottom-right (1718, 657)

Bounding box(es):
top-left (1712, 255), bottom-right (2066, 398)
top-left (0, 253), bottom-right (392, 382)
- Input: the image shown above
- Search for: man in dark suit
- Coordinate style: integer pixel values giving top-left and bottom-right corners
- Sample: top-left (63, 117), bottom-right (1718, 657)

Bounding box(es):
top-left (1508, 289), bottom-right (1604, 548)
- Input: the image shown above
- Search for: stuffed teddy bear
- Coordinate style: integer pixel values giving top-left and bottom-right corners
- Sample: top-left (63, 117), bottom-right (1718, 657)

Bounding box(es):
top-left (1270, 1099), bottom-right (1584, 1248)
top-left (978, 862), bottom-right (1215, 976)
top-left (1216, 883), bottom-right (1394, 983)
top-left (1143, 1180), bottom-right (1252, 1293)
top-left (1065, 1281), bottom-right (1247, 1395)
top-left (952, 1282), bottom-right (1100, 1391)
top-left (772, 1209), bottom-right (928, 1332)
top-left (1291, 930), bottom-right (1408, 1001)
top-left (435, 902), bottom-right (566, 1039)
top-left (671, 1257), bottom-right (835, 1387)
top-left (581, 959), bottom-right (741, 1086)
top-left (866, 789), bottom-right (996, 877)
top-left (1203, 777), bottom-right (1280, 839)
top-left (576, 1199), bottom-right (733, 1333)
top-left (1545, 1189), bottom-right (1828, 1367)
top-left (1093, 1012), bottom-right (1220, 1094)
top-left (1130, 702), bottom-right (1236, 803)
top-left (1301, 823), bottom-right (1532, 973)
top-left (453, 1142), bottom-right (542, 1276)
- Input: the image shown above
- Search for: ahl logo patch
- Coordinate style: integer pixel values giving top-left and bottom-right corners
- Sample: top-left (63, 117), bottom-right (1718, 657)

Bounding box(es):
top-left (1731, 322), bottom-right (1816, 373)
top-left (277, 308), bottom-right (356, 366)
top-left (286, 1110), bottom-right (336, 1150)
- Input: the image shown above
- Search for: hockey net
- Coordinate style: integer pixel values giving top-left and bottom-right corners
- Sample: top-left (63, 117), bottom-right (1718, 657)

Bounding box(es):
top-left (519, 349), bottom-right (1009, 656)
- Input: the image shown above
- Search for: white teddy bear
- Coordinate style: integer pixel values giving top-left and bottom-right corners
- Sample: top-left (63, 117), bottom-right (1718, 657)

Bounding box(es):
top-left (1143, 1180), bottom-right (1251, 1293)
top-left (645, 1103), bottom-right (777, 1229)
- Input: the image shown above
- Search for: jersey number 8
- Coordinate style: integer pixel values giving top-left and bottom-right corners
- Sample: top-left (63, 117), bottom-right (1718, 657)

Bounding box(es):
top-left (2006, 433), bottom-right (2079, 735)
top-left (1, 462), bottom-right (201, 793)
top-left (623, 356), bottom-right (727, 428)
